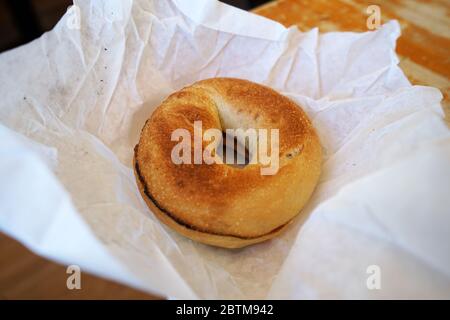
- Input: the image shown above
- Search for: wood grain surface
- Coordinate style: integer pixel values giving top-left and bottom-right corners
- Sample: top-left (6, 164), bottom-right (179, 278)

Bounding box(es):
top-left (0, 232), bottom-right (161, 299)
top-left (254, 0), bottom-right (450, 123)
top-left (1, 0), bottom-right (448, 300)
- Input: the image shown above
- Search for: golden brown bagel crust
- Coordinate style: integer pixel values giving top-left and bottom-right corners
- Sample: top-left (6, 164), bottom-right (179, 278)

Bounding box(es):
top-left (135, 78), bottom-right (322, 248)
top-left (134, 155), bottom-right (292, 249)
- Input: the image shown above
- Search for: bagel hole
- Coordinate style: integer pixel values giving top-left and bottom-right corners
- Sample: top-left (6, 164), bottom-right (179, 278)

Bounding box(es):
top-left (285, 146), bottom-right (303, 159)
top-left (216, 131), bottom-right (251, 168)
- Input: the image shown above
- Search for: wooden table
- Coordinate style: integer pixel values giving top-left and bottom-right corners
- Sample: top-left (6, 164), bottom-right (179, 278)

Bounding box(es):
top-left (254, 0), bottom-right (450, 123)
top-left (0, 232), bottom-right (160, 299)
top-left (1, 0), bottom-right (448, 300)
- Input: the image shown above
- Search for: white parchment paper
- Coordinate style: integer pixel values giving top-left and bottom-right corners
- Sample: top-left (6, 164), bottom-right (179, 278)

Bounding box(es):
top-left (0, 0), bottom-right (449, 299)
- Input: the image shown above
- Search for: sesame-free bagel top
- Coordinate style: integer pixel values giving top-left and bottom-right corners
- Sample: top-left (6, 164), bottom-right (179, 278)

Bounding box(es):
top-left (134, 78), bottom-right (322, 248)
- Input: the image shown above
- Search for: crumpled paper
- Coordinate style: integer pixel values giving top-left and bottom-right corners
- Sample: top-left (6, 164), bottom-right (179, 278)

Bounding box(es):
top-left (0, 0), bottom-right (449, 299)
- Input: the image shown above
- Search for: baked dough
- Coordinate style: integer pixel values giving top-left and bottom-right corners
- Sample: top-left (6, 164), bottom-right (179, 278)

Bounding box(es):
top-left (134, 78), bottom-right (322, 248)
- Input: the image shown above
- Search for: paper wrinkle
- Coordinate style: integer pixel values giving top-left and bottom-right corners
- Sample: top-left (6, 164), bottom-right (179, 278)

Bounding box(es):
top-left (279, 141), bottom-right (450, 292)
top-left (172, 0), bottom-right (288, 41)
top-left (0, 124), bottom-right (149, 294)
top-left (0, 0), bottom-right (449, 299)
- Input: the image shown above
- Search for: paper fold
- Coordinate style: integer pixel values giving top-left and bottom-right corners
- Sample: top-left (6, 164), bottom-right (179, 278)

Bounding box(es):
top-left (0, 0), bottom-right (449, 299)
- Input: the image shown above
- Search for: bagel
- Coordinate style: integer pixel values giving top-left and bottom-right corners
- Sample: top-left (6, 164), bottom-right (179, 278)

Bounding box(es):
top-left (134, 78), bottom-right (322, 248)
